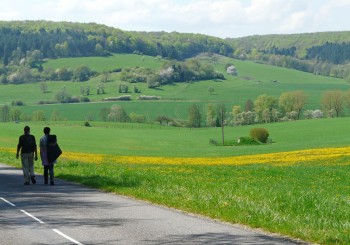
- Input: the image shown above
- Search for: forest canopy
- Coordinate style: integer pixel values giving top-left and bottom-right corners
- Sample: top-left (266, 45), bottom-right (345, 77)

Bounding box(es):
top-left (0, 20), bottom-right (233, 64)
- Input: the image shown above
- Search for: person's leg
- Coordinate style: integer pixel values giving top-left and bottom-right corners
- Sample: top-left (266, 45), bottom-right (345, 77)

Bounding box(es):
top-left (49, 165), bottom-right (54, 185)
top-left (44, 165), bottom-right (49, 184)
top-left (21, 153), bottom-right (30, 184)
top-left (28, 152), bottom-right (36, 184)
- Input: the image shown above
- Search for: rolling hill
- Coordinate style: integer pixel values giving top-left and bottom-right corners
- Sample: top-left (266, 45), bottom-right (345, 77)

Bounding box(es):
top-left (0, 53), bottom-right (349, 122)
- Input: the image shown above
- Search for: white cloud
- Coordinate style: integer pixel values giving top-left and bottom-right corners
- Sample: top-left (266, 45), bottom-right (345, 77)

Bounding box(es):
top-left (0, 11), bottom-right (20, 20)
top-left (279, 11), bottom-right (309, 33)
top-left (56, 0), bottom-right (81, 15)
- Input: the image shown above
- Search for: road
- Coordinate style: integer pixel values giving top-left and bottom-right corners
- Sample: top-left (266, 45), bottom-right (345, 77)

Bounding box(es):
top-left (0, 163), bottom-right (306, 245)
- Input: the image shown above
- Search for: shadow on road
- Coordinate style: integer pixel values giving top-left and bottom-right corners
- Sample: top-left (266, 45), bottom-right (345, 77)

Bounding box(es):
top-left (145, 232), bottom-right (304, 245)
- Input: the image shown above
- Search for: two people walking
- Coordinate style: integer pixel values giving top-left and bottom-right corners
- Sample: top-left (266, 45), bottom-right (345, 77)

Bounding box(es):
top-left (17, 126), bottom-right (59, 185)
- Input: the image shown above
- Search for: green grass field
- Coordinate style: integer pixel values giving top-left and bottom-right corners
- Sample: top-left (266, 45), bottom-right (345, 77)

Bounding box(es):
top-left (1, 53), bottom-right (349, 122)
top-left (42, 53), bottom-right (163, 72)
top-left (1, 119), bottom-right (349, 244)
top-left (1, 54), bottom-right (350, 244)
top-left (2, 117), bottom-right (350, 157)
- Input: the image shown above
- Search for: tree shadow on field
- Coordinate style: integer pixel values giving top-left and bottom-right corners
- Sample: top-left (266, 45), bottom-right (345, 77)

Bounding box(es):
top-left (58, 173), bottom-right (142, 189)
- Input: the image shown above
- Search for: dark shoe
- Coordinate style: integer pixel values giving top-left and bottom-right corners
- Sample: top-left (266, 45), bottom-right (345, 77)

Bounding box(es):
top-left (50, 181), bottom-right (55, 185)
top-left (31, 177), bottom-right (36, 184)
top-left (44, 181), bottom-right (48, 185)
top-left (24, 182), bottom-right (30, 185)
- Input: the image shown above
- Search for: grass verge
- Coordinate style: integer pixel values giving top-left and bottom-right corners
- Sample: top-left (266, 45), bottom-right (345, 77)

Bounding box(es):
top-left (1, 148), bottom-right (349, 244)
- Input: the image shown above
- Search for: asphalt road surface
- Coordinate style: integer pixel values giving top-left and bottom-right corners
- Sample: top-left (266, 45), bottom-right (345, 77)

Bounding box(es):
top-left (0, 163), bottom-right (307, 245)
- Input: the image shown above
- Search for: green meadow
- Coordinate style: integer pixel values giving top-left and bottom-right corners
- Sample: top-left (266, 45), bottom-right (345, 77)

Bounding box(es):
top-left (1, 54), bottom-right (350, 244)
top-left (0, 119), bottom-right (349, 244)
top-left (1, 54), bottom-right (349, 122)
top-left (42, 53), bottom-right (163, 72)
top-left (1, 117), bottom-right (350, 157)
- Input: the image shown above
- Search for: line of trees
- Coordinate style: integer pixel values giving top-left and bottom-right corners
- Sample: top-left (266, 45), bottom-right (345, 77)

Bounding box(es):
top-left (2, 89), bottom-right (350, 125)
top-left (1, 62), bottom-right (95, 84)
top-left (186, 89), bottom-right (350, 128)
top-left (97, 89), bottom-right (350, 126)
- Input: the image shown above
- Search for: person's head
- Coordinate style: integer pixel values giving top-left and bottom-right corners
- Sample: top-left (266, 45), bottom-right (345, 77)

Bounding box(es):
top-left (43, 127), bottom-right (50, 135)
top-left (24, 126), bottom-right (30, 134)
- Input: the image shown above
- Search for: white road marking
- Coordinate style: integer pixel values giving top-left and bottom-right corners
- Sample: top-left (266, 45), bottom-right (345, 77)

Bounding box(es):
top-left (2, 197), bottom-right (84, 245)
top-left (20, 210), bottom-right (45, 224)
top-left (53, 229), bottom-right (84, 245)
top-left (0, 197), bottom-right (16, 207)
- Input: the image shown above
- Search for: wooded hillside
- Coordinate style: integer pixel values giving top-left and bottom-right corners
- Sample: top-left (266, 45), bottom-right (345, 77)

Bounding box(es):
top-left (228, 31), bottom-right (350, 80)
top-left (0, 20), bottom-right (233, 63)
top-left (1, 20), bottom-right (350, 80)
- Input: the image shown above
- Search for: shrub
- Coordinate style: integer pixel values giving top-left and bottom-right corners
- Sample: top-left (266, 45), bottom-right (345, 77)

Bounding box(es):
top-left (32, 110), bottom-right (46, 121)
top-left (129, 112), bottom-right (146, 123)
top-left (80, 97), bottom-right (90, 102)
top-left (250, 128), bottom-right (269, 143)
top-left (111, 68), bottom-right (122, 73)
top-left (235, 137), bottom-right (261, 146)
top-left (84, 121), bottom-right (91, 127)
top-left (138, 95), bottom-right (161, 100)
top-left (118, 84), bottom-right (129, 93)
top-left (209, 139), bottom-right (218, 146)
top-left (69, 96), bottom-right (80, 103)
top-left (11, 100), bottom-right (24, 106)
top-left (37, 100), bottom-right (57, 105)
top-left (133, 85), bottom-right (141, 93)
top-left (55, 90), bottom-right (72, 103)
top-left (103, 95), bottom-right (131, 101)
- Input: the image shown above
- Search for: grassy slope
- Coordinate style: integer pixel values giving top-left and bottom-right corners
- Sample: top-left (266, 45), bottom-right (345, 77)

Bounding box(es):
top-left (1, 54), bottom-right (349, 122)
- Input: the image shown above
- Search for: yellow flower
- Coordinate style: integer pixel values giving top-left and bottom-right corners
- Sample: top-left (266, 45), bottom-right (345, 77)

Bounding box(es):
top-left (2, 146), bottom-right (350, 166)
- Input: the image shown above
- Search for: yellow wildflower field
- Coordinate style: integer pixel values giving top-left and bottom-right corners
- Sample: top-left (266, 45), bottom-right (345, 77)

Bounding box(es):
top-left (2, 146), bottom-right (350, 166)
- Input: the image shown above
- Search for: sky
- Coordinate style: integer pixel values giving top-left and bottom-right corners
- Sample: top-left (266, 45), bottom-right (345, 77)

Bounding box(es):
top-left (0, 0), bottom-right (350, 38)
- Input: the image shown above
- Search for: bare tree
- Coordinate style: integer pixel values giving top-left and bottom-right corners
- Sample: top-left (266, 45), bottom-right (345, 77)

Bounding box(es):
top-left (39, 82), bottom-right (48, 93)
top-left (208, 86), bottom-right (214, 95)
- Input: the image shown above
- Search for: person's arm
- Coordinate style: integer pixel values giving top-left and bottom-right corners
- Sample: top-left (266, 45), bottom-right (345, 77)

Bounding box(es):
top-left (16, 136), bottom-right (21, 159)
top-left (34, 146), bottom-right (38, 160)
top-left (33, 136), bottom-right (38, 161)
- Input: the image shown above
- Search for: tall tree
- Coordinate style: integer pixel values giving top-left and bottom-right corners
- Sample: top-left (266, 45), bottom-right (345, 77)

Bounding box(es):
top-left (206, 103), bottom-right (217, 127)
top-left (73, 65), bottom-right (92, 82)
top-left (278, 91), bottom-right (308, 119)
top-left (108, 105), bottom-right (129, 122)
top-left (244, 99), bottom-right (254, 112)
top-left (321, 90), bottom-right (344, 117)
top-left (254, 94), bottom-right (278, 123)
top-left (10, 108), bottom-right (21, 122)
top-left (0, 105), bottom-right (10, 122)
top-left (188, 104), bottom-right (202, 128)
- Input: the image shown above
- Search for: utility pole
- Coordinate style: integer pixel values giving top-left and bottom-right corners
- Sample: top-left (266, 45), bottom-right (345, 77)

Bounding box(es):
top-left (221, 108), bottom-right (224, 146)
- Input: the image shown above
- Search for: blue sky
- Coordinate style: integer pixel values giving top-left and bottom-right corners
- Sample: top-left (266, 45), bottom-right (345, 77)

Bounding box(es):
top-left (0, 0), bottom-right (349, 38)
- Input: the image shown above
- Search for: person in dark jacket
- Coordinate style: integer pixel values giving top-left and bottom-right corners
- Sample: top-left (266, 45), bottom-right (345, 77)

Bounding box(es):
top-left (16, 125), bottom-right (38, 185)
top-left (40, 127), bottom-right (58, 185)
